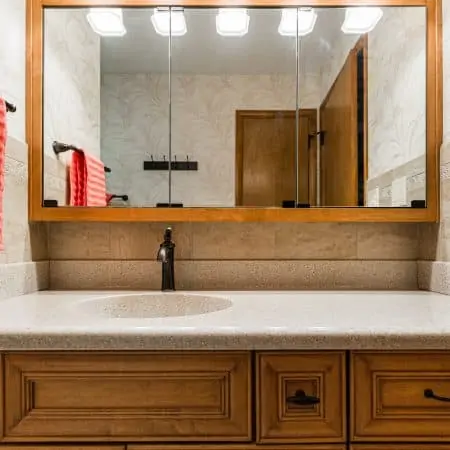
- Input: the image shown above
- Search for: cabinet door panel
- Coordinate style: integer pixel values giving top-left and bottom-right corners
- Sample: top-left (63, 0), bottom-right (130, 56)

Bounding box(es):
top-left (257, 352), bottom-right (346, 443)
top-left (3, 352), bottom-right (251, 442)
top-left (352, 352), bottom-right (450, 441)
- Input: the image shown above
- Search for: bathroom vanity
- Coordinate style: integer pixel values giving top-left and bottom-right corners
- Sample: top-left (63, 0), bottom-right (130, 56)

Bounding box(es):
top-left (1, 291), bottom-right (450, 447)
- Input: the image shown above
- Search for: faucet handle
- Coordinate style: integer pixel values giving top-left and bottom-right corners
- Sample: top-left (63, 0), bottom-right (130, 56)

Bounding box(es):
top-left (164, 227), bottom-right (172, 242)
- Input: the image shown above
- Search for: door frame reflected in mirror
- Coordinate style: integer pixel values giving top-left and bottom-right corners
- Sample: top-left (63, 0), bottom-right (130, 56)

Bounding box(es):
top-left (27, 0), bottom-right (442, 222)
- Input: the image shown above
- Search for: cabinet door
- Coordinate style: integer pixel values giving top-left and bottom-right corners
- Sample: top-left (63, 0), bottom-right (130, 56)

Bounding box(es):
top-left (257, 352), bottom-right (346, 443)
top-left (3, 352), bottom-right (251, 442)
top-left (352, 352), bottom-right (450, 441)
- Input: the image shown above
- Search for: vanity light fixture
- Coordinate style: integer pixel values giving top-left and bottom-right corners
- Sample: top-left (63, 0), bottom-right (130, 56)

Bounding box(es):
top-left (278, 8), bottom-right (317, 37)
top-left (151, 8), bottom-right (187, 36)
top-left (216, 9), bottom-right (250, 37)
top-left (341, 7), bottom-right (383, 34)
top-left (86, 8), bottom-right (127, 37)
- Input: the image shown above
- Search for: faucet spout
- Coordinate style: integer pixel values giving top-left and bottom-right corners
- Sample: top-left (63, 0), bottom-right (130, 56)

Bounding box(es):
top-left (157, 227), bottom-right (176, 291)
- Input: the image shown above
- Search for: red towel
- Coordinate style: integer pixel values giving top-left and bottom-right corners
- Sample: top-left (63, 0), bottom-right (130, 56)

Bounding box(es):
top-left (70, 150), bottom-right (107, 207)
top-left (0, 99), bottom-right (7, 250)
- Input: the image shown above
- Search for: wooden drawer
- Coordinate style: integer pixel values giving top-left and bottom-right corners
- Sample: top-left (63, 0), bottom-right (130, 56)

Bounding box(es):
top-left (351, 447), bottom-right (450, 450)
top-left (352, 352), bottom-right (450, 441)
top-left (128, 445), bottom-right (347, 450)
top-left (256, 352), bottom-right (346, 443)
top-left (0, 448), bottom-right (124, 450)
top-left (3, 352), bottom-right (251, 442)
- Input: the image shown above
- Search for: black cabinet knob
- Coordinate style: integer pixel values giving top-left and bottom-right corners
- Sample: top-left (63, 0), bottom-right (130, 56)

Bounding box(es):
top-left (287, 389), bottom-right (320, 406)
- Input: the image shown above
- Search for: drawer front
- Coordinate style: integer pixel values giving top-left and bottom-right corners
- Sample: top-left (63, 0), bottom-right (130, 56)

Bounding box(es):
top-left (257, 352), bottom-right (346, 443)
top-left (0, 448), bottom-right (124, 450)
top-left (3, 352), bottom-right (251, 442)
top-left (352, 352), bottom-right (450, 441)
top-left (128, 446), bottom-right (347, 450)
top-left (351, 447), bottom-right (450, 450)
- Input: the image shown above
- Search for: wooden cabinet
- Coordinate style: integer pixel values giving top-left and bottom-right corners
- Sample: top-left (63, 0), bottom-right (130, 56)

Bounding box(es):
top-left (351, 447), bottom-right (450, 450)
top-left (0, 448), bottom-right (124, 450)
top-left (5, 349), bottom-right (450, 447)
top-left (3, 352), bottom-right (251, 442)
top-left (351, 352), bottom-right (450, 441)
top-left (256, 352), bottom-right (346, 443)
top-left (129, 446), bottom-right (348, 450)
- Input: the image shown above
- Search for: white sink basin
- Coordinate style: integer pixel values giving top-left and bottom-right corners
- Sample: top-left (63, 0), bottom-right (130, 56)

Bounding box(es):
top-left (75, 293), bottom-right (233, 319)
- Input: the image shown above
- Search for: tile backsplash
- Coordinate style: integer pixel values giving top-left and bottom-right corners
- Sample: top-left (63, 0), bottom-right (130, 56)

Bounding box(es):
top-left (49, 222), bottom-right (419, 290)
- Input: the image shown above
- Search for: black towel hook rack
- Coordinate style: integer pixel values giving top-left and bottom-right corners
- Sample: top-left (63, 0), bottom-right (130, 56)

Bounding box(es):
top-left (5, 101), bottom-right (16, 113)
top-left (52, 141), bottom-right (111, 173)
top-left (109, 194), bottom-right (129, 202)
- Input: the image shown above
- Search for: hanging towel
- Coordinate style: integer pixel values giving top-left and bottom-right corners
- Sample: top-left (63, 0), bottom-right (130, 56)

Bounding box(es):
top-left (70, 150), bottom-right (107, 207)
top-left (0, 99), bottom-right (7, 250)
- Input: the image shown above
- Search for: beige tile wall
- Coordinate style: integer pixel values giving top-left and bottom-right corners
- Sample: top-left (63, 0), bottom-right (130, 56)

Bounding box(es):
top-left (415, 0), bottom-right (450, 294)
top-left (0, 136), bottom-right (49, 300)
top-left (49, 222), bottom-right (418, 290)
top-left (418, 142), bottom-right (450, 294)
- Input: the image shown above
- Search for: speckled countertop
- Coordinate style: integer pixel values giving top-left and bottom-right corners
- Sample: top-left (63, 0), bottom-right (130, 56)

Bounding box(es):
top-left (1, 290), bottom-right (450, 350)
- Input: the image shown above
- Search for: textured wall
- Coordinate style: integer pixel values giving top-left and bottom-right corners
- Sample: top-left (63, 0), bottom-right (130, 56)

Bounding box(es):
top-left (368, 8), bottom-right (426, 180)
top-left (367, 7), bottom-right (426, 205)
top-left (0, 0), bottom-right (26, 141)
top-left (418, 1), bottom-right (450, 294)
top-left (0, 0), bottom-right (49, 300)
top-left (0, 0), bottom-right (442, 295)
top-left (101, 73), bottom-right (320, 207)
top-left (318, 7), bottom-right (427, 207)
top-left (43, 9), bottom-right (101, 205)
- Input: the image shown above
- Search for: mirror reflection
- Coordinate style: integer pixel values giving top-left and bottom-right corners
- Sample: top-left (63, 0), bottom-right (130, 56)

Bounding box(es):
top-left (43, 6), bottom-right (427, 208)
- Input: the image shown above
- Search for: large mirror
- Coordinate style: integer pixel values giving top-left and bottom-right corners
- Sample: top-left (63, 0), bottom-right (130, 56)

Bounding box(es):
top-left (42, 5), bottom-right (427, 209)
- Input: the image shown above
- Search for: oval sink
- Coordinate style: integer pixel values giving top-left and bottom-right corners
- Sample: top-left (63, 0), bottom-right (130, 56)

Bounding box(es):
top-left (75, 293), bottom-right (233, 319)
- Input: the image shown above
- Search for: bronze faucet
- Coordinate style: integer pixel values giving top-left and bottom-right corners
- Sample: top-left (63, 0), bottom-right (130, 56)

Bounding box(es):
top-left (157, 227), bottom-right (176, 291)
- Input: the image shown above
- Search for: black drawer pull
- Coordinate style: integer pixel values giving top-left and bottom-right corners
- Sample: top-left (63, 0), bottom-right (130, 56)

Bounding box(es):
top-left (287, 389), bottom-right (320, 406)
top-left (424, 389), bottom-right (450, 402)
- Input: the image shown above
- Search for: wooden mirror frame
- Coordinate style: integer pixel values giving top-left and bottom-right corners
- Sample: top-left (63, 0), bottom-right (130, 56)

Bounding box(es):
top-left (27, 0), bottom-right (442, 222)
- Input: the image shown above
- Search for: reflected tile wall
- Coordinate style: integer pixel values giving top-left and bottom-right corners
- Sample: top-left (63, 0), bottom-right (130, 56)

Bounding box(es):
top-left (43, 8), bottom-right (101, 205)
top-left (101, 73), bottom-right (321, 207)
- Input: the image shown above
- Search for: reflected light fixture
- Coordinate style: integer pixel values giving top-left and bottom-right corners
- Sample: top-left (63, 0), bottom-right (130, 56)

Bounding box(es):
top-left (86, 8), bottom-right (127, 37)
top-left (216, 9), bottom-right (250, 37)
top-left (151, 8), bottom-right (187, 36)
top-left (341, 7), bottom-right (383, 34)
top-left (278, 8), bottom-right (317, 37)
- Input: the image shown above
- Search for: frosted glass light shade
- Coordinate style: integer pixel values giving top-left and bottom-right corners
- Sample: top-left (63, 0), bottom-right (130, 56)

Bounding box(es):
top-left (278, 8), bottom-right (317, 37)
top-left (151, 8), bottom-right (187, 36)
top-left (341, 7), bottom-right (383, 34)
top-left (87, 8), bottom-right (126, 37)
top-left (216, 9), bottom-right (250, 37)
